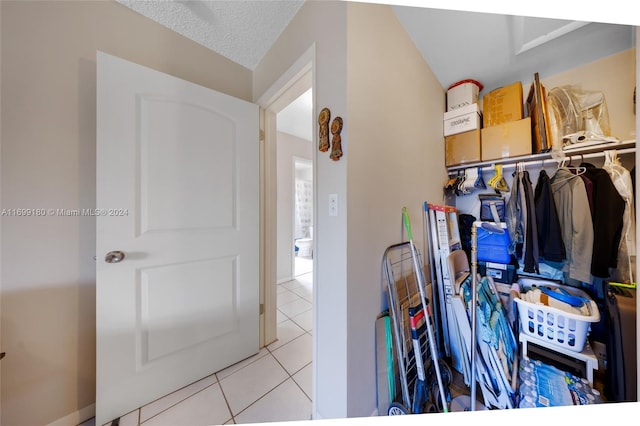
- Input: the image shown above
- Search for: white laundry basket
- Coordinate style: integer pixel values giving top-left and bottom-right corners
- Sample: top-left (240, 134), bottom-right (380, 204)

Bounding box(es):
top-left (514, 279), bottom-right (600, 352)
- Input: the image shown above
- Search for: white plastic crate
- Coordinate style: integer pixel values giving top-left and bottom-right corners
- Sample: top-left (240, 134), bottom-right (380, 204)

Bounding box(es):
top-left (514, 279), bottom-right (600, 352)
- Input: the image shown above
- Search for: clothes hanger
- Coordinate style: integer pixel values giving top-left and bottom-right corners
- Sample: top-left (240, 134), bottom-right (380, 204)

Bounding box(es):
top-left (571, 154), bottom-right (587, 175)
top-left (463, 168), bottom-right (477, 194)
top-left (493, 164), bottom-right (509, 192)
top-left (455, 170), bottom-right (466, 196)
top-left (474, 166), bottom-right (486, 189)
top-left (490, 165), bottom-right (502, 190)
top-left (553, 157), bottom-right (586, 184)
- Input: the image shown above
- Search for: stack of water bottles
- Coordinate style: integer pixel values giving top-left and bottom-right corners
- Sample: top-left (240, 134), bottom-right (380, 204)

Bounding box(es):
top-left (518, 358), bottom-right (603, 408)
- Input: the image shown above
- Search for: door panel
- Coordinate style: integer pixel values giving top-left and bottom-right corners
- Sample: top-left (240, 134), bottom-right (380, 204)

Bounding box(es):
top-left (138, 96), bottom-right (235, 233)
top-left (96, 51), bottom-right (259, 425)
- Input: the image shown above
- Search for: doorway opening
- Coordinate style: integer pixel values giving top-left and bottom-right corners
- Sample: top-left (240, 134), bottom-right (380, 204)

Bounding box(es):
top-left (267, 74), bottom-right (314, 409)
top-left (293, 157), bottom-right (313, 278)
top-left (276, 85), bottom-right (313, 282)
top-left (257, 47), bottom-right (316, 416)
top-left (273, 85), bottom-right (313, 283)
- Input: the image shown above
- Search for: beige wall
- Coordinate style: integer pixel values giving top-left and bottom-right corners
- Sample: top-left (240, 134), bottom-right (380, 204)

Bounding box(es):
top-left (0, 1), bottom-right (252, 425)
top-left (539, 48), bottom-right (636, 141)
top-left (345, 2), bottom-right (447, 416)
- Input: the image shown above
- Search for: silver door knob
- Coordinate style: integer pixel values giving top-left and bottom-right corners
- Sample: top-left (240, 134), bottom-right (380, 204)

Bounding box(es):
top-left (105, 251), bottom-right (125, 263)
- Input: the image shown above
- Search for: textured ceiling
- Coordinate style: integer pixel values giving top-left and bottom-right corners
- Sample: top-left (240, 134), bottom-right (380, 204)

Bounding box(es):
top-left (116, 0), bottom-right (305, 70)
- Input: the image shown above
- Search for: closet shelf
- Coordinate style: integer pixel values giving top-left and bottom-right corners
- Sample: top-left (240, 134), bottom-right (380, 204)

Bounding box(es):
top-left (446, 140), bottom-right (636, 175)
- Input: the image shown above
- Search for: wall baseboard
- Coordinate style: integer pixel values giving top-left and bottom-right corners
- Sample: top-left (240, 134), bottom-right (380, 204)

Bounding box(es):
top-left (46, 404), bottom-right (95, 426)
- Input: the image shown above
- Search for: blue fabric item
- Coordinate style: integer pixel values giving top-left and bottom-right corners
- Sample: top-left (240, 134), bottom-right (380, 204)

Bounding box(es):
top-left (539, 286), bottom-right (585, 307)
top-left (477, 224), bottom-right (511, 263)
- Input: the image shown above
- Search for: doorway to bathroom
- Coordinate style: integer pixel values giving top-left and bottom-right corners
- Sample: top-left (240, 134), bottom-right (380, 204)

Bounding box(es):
top-left (293, 158), bottom-right (313, 277)
top-left (270, 81), bottom-right (314, 409)
top-left (275, 87), bottom-right (314, 284)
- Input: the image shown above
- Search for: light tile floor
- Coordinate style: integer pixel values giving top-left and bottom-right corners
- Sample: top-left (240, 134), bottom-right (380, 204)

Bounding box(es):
top-left (83, 259), bottom-right (313, 426)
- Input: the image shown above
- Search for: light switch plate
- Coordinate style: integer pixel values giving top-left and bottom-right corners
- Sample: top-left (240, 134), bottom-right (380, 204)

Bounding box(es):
top-left (329, 193), bottom-right (338, 216)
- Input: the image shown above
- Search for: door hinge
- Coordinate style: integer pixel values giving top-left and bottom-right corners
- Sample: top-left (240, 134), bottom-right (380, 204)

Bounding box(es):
top-left (259, 129), bottom-right (265, 142)
top-left (0, 352), bottom-right (5, 360)
top-left (260, 303), bottom-right (265, 315)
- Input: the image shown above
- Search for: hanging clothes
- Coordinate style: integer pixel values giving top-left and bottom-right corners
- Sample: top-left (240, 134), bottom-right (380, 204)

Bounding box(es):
top-left (602, 151), bottom-right (636, 283)
top-left (506, 166), bottom-right (538, 273)
top-left (534, 169), bottom-right (566, 263)
top-left (550, 168), bottom-right (594, 284)
top-left (521, 170), bottom-right (539, 273)
top-left (506, 170), bottom-right (524, 257)
top-left (579, 173), bottom-right (595, 219)
top-left (580, 163), bottom-right (625, 279)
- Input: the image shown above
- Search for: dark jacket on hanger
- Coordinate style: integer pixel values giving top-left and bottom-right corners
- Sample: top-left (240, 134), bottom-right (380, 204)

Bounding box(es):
top-left (534, 169), bottom-right (566, 262)
top-left (522, 171), bottom-right (539, 273)
top-left (581, 163), bottom-right (625, 278)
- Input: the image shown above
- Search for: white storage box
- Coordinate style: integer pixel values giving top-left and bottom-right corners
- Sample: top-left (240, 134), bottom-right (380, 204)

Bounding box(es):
top-left (447, 80), bottom-right (481, 111)
top-left (514, 279), bottom-right (600, 353)
top-left (443, 102), bottom-right (482, 137)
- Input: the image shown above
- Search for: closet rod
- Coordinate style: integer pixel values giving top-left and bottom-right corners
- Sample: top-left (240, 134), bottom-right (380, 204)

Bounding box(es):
top-left (493, 147), bottom-right (636, 172)
top-left (446, 141), bottom-right (635, 175)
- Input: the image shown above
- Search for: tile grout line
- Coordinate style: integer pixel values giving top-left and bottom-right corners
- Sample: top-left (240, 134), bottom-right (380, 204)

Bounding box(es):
top-left (230, 375), bottom-right (291, 421)
top-left (268, 333), bottom-right (312, 378)
top-left (289, 361), bottom-right (313, 402)
top-left (137, 380), bottom-right (218, 425)
top-left (228, 351), bottom-right (289, 421)
top-left (274, 276), bottom-right (313, 400)
top-left (232, 349), bottom-right (312, 421)
top-left (215, 372), bottom-right (237, 425)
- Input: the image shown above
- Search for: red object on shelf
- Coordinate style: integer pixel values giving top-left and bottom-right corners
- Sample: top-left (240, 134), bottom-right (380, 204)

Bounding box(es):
top-left (448, 79), bottom-right (484, 93)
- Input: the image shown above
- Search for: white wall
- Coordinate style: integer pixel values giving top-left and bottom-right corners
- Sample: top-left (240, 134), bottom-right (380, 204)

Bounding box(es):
top-left (276, 132), bottom-right (312, 283)
top-left (0, 1), bottom-right (252, 425)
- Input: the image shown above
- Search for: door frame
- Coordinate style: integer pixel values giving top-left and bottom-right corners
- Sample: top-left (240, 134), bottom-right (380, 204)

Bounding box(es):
top-left (256, 44), bottom-right (317, 412)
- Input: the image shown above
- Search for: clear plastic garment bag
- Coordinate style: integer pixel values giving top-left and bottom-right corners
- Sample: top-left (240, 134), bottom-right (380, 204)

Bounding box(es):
top-left (602, 150), bottom-right (636, 284)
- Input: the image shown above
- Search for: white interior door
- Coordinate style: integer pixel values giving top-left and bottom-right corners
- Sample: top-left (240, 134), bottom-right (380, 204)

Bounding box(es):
top-left (95, 51), bottom-right (259, 425)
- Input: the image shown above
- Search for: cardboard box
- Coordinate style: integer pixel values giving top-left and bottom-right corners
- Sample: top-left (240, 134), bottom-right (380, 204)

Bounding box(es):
top-left (483, 82), bottom-right (524, 127)
top-left (481, 117), bottom-right (532, 161)
top-left (447, 82), bottom-right (480, 111)
top-left (443, 102), bottom-right (482, 137)
top-left (445, 129), bottom-right (481, 166)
